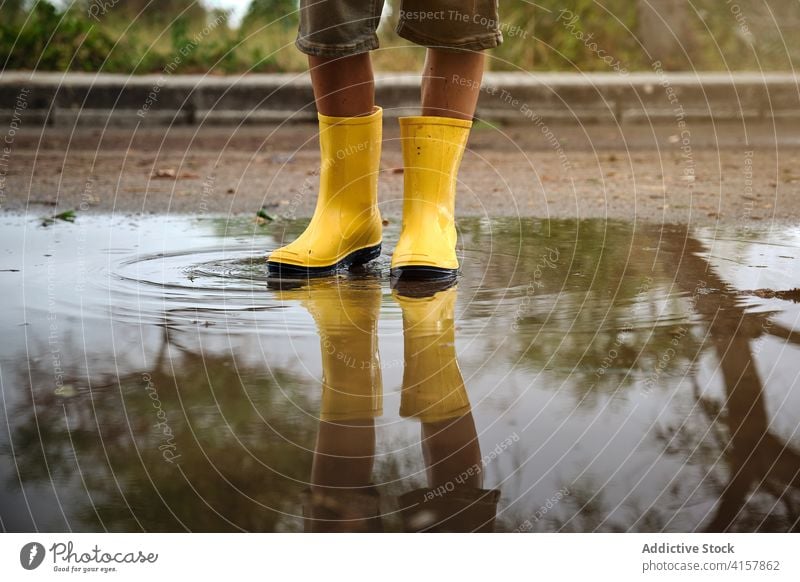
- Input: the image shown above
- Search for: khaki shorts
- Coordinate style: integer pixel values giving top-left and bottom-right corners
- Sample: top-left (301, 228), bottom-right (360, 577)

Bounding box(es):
top-left (296, 0), bottom-right (502, 57)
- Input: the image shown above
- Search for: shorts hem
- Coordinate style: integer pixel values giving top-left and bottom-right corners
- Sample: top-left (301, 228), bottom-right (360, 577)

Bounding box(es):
top-left (395, 22), bottom-right (503, 52)
top-left (295, 34), bottom-right (380, 58)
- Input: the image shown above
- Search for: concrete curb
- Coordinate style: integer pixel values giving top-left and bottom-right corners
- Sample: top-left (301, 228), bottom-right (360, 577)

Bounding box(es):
top-left (1, 71), bottom-right (798, 126)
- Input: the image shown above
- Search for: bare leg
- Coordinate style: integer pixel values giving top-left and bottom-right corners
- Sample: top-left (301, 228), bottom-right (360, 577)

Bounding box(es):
top-left (420, 49), bottom-right (485, 120)
top-left (309, 53), bottom-right (375, 117)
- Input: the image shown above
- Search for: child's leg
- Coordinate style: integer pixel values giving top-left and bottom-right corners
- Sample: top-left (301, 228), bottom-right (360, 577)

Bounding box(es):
top-left (309, 53), bottom-right (375, 117)
top-left (421, 49), bottom-right (485, 120)
top-left (268, 1), bottom-right (384, 275)
top-left (390, 0), bottom-right (501, 278)
top-left (390, 49), bottom-right (487, 278)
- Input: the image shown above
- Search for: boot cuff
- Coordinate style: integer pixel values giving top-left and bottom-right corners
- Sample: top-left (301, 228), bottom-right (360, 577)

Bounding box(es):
top-left (318, 106), bottom-right (382, 126)
top-left (399, 115), bottom-right (473, 129)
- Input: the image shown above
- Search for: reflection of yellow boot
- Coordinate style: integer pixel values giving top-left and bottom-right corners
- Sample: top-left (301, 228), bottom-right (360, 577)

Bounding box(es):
top-left (268, 107), bottom-right (383, 276)
top-left (395, 286), bottom-right (470, 422)
top-left (391, 116), bottom-right (472, 278)
top-left (279, 280), bottom-right (383, 421)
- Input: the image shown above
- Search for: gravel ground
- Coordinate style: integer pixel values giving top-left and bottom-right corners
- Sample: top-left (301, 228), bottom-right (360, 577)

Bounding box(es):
top-left (3, 119), bottom-right (800, 226)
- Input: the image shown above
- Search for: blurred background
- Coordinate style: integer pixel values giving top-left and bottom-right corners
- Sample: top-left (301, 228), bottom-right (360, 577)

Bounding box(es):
top-left (1, 0), bottom-right (799, 74)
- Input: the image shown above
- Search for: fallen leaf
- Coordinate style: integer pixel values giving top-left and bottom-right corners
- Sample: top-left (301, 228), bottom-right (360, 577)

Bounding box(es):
top-left (41, 209), bottom-right (77, 226)
top-left (256, 207), bottom-right (275, 221)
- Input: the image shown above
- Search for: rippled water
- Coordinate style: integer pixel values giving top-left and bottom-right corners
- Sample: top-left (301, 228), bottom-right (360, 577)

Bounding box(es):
top-left (1, 214), bottom-right (799, 532)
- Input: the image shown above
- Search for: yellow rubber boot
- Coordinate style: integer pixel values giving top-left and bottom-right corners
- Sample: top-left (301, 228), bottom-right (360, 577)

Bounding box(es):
top-left (276, 280), bottom-right (383, 421)
top-left (395, 286), bottom-right (470, 423)
top-left (391, 116), bottom-right (472, 278)
top-left (268, 107), bottom-right (383, 276)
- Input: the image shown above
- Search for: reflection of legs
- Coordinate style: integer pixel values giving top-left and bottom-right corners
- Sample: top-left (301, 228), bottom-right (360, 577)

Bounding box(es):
top-left (422, 413), bottom-right (482, 490)
top-left (286, 282), bottom-right (383, 532)
top-left (312, 420), bottom-right (375, 487)
top-left (397, 287), bottom-right (470, 423)
top-left (308, 419), bottom-right (380, 532)
top-left (394, 287), bottom-right (499, 531)
top-left (399, 287), bottom-right (481, 484)
top-left (407, 412), bottom-right (498, 533)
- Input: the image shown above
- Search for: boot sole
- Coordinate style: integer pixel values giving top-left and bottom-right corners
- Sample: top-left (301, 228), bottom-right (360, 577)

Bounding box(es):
top-left (390, 265), bottom-right (459, 281)
top-left (267, 243), bottom-right (382, 277)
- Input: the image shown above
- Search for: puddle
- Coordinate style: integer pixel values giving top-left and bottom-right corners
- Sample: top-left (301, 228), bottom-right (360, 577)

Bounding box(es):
top-left (1, 215), bottom-right (799, 532)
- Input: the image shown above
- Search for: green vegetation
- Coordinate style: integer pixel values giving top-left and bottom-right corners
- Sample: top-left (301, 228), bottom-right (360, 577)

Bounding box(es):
top-left (1, 1), bottom-right (119, 71)
top-left (0, 0), bottom-right (298, 73)
top-left (1, 0), bottom-right (797, 73)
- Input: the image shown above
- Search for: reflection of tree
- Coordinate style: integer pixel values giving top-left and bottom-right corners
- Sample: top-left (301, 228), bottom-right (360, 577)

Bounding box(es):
top-left (503, 225), bottom-right (799, 533)
top-left (657, 230), bottom-right (800, 532)
top-left (467, 219), bottom-right (699, 405)
top-left (5, 329), bottom-right (317, 532)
